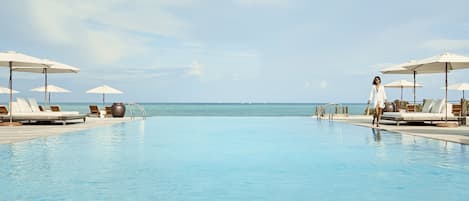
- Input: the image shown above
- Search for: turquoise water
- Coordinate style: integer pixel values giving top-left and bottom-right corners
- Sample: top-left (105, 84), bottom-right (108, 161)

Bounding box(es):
top-left (1, 117), bottom-right (468, 200)
top-left (58, 103), bottom-right (367, 116)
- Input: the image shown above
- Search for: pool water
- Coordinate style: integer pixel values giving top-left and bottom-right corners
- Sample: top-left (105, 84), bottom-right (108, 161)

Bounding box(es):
top-left (1, 117), bottom-right (468, 200)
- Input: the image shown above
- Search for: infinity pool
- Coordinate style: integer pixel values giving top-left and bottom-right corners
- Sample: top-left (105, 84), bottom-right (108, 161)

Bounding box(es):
top-left (1, 117), bottom-right (468, 200)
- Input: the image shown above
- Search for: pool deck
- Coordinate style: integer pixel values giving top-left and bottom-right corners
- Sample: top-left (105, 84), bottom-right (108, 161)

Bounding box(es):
top-left (327, 115), bottom-right (469, 145)
top-left (0, 117), bottom-right (135, 144)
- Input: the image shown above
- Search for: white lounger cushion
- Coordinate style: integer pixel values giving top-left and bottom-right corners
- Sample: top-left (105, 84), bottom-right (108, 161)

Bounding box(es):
top-left (8, 111), bottom-right (80, 116)
top-left (382, 112), bottom-right (454, 120)
top-left (431, 99), bottom-right (445, 113)
top-left (11, 102), bottom-right (21, 113)
top-left (421, 99), bottom-right (433, 113)
top-left (28, 98), bottom-right (41, 112)
top-left (442, 103), bottom-right (453, 116)
top-left (17, 98), bottom-right (33, 113)
top-left (9, 98), bottom-right (80, 115)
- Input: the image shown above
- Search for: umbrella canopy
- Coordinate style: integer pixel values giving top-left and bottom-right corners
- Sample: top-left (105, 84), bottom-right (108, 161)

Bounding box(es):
top-left (401, 53), bottom-right (469, 122)
top-left (0, 51), bottom-right (47, 67)
top-left (381, 61), bottom-right (440, 104)
top-left (0, 51), bottom-right (50, 124)
top-left (86, 85), bottom-right (123, 107)
top-left (86, 85), bottom-right (123, 94)
top-left (31, 85), bottom-right (71, 93)
top-left (446, 82), bottom-right (469, 99)
top-left (384, 80), bottom-right (423, 88)
top-left (381, 61), bottom-right (419, 74)
top-left (0, 86), bottom-right (19, 94)
top-left (31, 85), bottom-right (71, 104)
top-left (384, 80), bottom-right (423, 101)
top-left (406, 53), bottom-right (469, 72)
top-left (13, 59), bottom-right (79, 105)
top-left (447, 82), bottom-right (469, 91)
top-left (13, 59), bottom-right (80, 73)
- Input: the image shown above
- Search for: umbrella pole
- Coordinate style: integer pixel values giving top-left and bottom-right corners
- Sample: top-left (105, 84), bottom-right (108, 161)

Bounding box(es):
top-left (400, 86), bottom-right (403, 101)
top-left (44, 69), bottom-right (48, 106)
top-left (49, 92), bottom-right (51, 105)
top-left (413, 71), bottom-right (416, 105)
top-left (397, 86), bottom-right (404, 110)
top-left (464, 90), bottom-right (466, 117)
top-left (445, 63), bottom-right (448, 123)
top-left (9, 62), bottom-right (13, 124)
top-left (103, 93), bottom-right (105, 108)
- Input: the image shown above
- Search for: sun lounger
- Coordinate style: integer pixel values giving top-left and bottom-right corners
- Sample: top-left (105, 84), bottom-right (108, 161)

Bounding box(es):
top-left (381, 99), bottom-right (458, 126)
top-left (105, 106), bottom-right (113, 118)
top-left (28, 98), bottom-right (42, 112)
top-left (0, 112), bottom-right (87, 125)
top-left (0, 105), bottom-right (8, 114)
top-left (0, 99), bottom-right (86, 125)
top-left (50, 105), bottom-right (61, 112)
top-left (452, 104), bottom-right (462, 116)
top-left (89, 105), bottom-right (100, 117)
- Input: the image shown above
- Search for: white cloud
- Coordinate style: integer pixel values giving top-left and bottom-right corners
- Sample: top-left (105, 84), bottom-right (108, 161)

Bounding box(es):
top-left (84, 30), bottom-right (150, 64)
top-left (230, 52), bottom-right (258, 58)
top-left (303, 80), bottom-right (328, 89)
top-left (319, 80), bottom-right (328, 89)
top-left (182, 41), bottom-right (204, 48)
top-left (186, 61), bottom-right (204, 77)
top-left (81, 71), bottom-right (172, 81)
top-left (234, 0), bottom-right (289, 7)
top-left (26, 0), bottom-right (190, 65)
top-left (422, 39), bottom-right (469, 51)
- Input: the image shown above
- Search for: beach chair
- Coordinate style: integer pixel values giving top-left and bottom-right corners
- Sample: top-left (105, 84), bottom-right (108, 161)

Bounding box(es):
top-left (452, 104), bottom-right (462, 116)
top-left (50, 105), bottom-right (61, 112)
top-left (405, 104), bottom-right (416, 112)
top-left (28, 98), bottom-right (42, 112)
top-left (89, 105), bottom-right (100, 117)
top-left (0, 100), bottom-right (86, 125)
top-left (0, 105), bottom-right (7, 114)
top-left (105, 106), bottom-right (113, 118)
top-left (381, 99), bottom-right (458, 126)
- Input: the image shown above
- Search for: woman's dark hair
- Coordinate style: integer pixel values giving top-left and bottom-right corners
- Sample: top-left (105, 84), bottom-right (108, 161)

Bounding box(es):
top-left (372, 76), bottom-right (381, 85)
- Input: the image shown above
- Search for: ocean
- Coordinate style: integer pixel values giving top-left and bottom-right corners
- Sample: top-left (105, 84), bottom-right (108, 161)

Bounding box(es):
top-left (57, 103), bottom-right (368, 117)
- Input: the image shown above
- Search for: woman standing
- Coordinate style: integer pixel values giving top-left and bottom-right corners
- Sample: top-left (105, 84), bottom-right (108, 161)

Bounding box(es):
top-left (368, 76), bottom-right (387, 127)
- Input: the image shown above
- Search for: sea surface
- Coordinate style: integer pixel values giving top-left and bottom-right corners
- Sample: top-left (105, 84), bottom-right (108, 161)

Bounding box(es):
top-left (58, 103), bottom-right (368, 116)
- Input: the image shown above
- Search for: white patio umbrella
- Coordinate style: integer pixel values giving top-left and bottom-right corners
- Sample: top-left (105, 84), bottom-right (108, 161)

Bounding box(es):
top-left (0, 51), bottom-right (50, 124)
top-left (14, 59), bottom-right (79, 105)
top-left (0, 86), bottom-right (19, 94)
top-left (86, 85), bottom-right (123, 107)
top-left (401, 53), bottom-right (469, 123)
top-left (381, 61), bottom-right (440, 104)
top-left (384, 80), bottom-right (423, 101)
top-left (446, 83), bottom-right (469, 100)
top-left (31, 85), bottom-right (71, 104)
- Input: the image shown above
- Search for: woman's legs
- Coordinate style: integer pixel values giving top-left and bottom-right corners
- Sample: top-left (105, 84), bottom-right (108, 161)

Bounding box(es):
top-left (375, 106), bottom-right (382, 127)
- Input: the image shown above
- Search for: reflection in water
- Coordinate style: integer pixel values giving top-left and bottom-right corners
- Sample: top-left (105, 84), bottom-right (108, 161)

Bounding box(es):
top-left (371, 128), bottom-right (381, 142)
top-left (438, 140), bottom-right (453, 154)
top-left (137, 120), bottom-right (145, 144)
top-left (400, 134), bottom-right (417, 145)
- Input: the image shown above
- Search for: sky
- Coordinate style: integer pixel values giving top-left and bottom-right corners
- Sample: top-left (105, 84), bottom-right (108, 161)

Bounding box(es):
top-left (1, 0), bottom-right (469, 103)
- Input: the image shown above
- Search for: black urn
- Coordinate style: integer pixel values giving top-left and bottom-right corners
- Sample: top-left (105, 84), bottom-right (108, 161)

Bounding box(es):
top-left (111, 103), bottom-right (126, 117)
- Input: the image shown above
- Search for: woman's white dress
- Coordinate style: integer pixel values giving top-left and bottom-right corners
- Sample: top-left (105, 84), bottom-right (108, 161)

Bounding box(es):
top-left (369, 85), bottom-right (387, 108)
